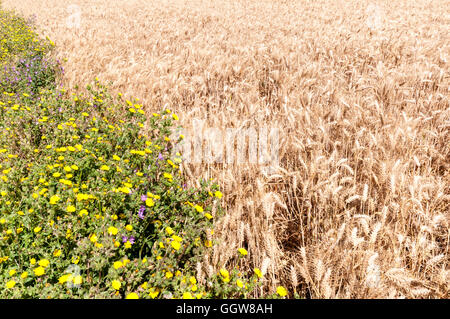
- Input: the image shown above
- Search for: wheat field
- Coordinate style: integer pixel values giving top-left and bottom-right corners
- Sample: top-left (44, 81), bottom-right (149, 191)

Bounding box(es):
top-left (3, 0), bottom-right (449, 298)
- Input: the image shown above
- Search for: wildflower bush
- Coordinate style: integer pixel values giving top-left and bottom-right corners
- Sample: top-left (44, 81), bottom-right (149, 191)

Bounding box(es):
top-left (0, 9), bottom-right (52, 64)
top-left (0, 53), bottom-right (61, 95)
top-left (0, 8), bottom-right (287, 299)
top-left (0, 9), bottom-right (60, 96)
top-left (0, 79), bottom-right (224, 298)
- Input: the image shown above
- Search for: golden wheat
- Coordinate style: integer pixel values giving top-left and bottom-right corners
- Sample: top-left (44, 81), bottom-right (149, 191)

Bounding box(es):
top-left (3, 0), bottom-right (449, 298)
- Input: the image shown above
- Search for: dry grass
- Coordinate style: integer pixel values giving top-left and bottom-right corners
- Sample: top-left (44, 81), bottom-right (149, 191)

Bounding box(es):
top-left (3, 0), bottom-right (449, 298)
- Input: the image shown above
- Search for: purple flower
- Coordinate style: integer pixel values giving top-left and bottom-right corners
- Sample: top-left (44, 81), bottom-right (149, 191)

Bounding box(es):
top-left (138, 205), bottom-right (145, 219)
top-left (122, 236), bottom-right (128, 243)
top-left (141, 194), bottom-right (147, 202)
top-left (129, 236), bottom-right (135, 244)
top-left (158, 153), bottom-right (164, 161)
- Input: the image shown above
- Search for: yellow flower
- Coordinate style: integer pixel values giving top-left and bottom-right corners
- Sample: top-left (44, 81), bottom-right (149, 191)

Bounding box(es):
top-left (194, 205), bottom-right (203, 213)
top-left (112, 280), bottom-right (121, 290)
top-left (204, 240), bottom-right (212, 247)
top-left (9, 269), bottom-right (16, 276)
top-left (58, 274), bottom-right (72, 284)
top-left (6, 280), bottom-right (16, 289)
top-left (124, 241), bottom-right (132, 249)
top-left (277, 286), bottom-right (288, 297)
top-left (172, 235), bottom-right (183, 242)
top-left (79, 209), bottom-right (88, 217)
top-left (171, 241), bottom-right (181, 251)
top-left (149, 289), bottom-right (159, 299)
top-left (236, 279), bottom-right (244, 288)
top-left (220, 268), bottom-right (229, 278)
top-left (66, 205), bottom-right (76, 213)
top-left (34, 266), bottom-right (45, 276)
top-left (30, 258), bottom-right (36, 265)
top-left (165, 227), bottom-right (174, 235)
top-left (214, 191), bottom-right (223, 199)
top-left (125, 224), bottom-right (133, 231)
top-left (182, 292), bottom-right (194, 299)
top-left (165, 271), bottom-right (173, 279)
top-left (33, 226), bottom-right (42, 233)
top-left (145, 198), bottom-right (154, 207)
top-left (113, 261), bottom-right (123, 270)
top-left (49, 195), bottom-right (60, 205)
top-left (100, 165), bottom-right (110, 171)
top-left (204, 213), bottom-right (213, 220)
top-left (254, 268), bottom-right (263, 278)
top-left (53, 249), bottom-right (62, 257)
top-left (108, 226), bottom-right (118, 235)
top-left (38, 259), bottom-right (50, 267)
top-left (119, 187), bottom-right (131, 194)
top-left (20, 272), bottom-right (28, 279)
top-left (163, 172), bottom-right (173, 180)
top-left (90, 233), bottom-right (98, 243)
top-left (126, 293), bottom-right (139, 299)
top-left (238, 248), bottom-right (248, 256)
top-left (73, 275), bottom-right (83, 285)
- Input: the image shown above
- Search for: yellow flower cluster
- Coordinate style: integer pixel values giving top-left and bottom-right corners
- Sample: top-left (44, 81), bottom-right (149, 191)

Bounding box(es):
top-left (0, 10), bottom-right (51, 64)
